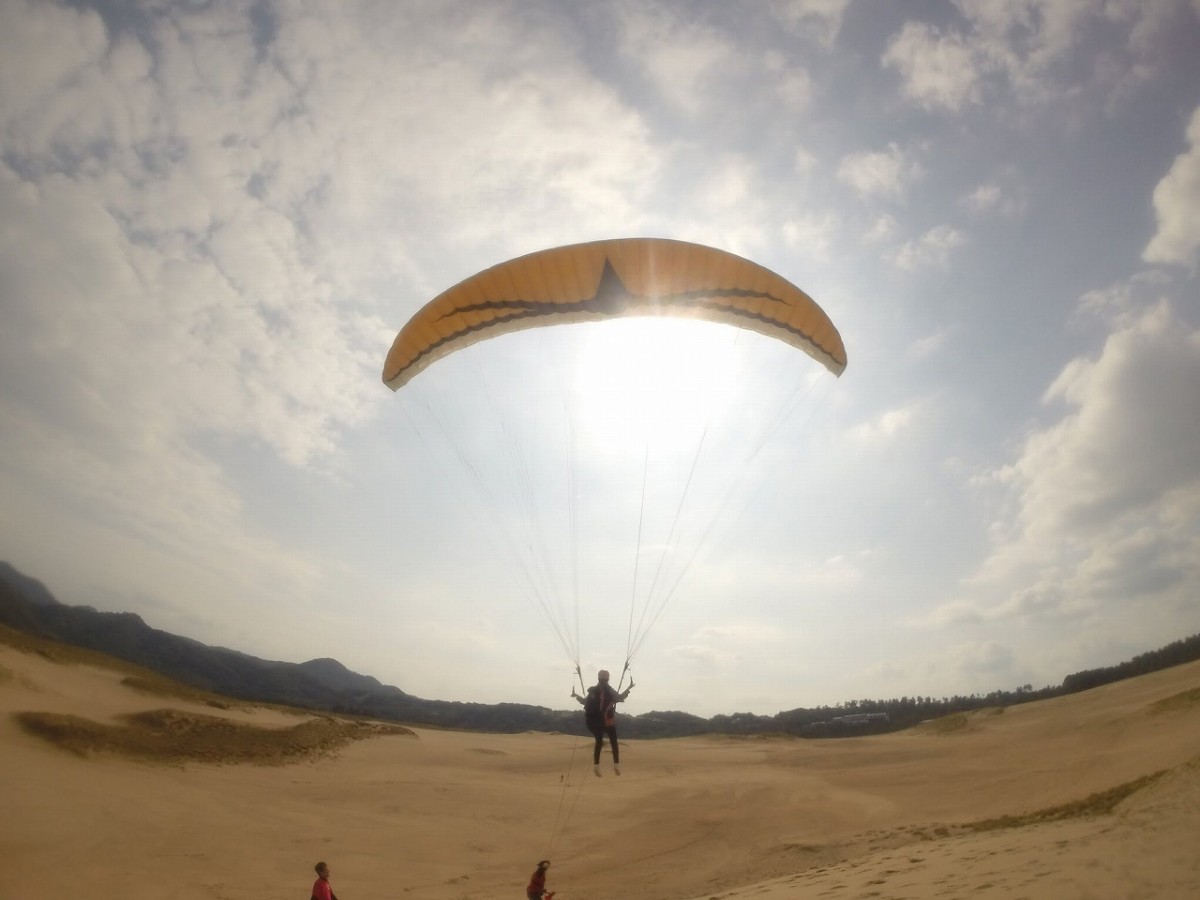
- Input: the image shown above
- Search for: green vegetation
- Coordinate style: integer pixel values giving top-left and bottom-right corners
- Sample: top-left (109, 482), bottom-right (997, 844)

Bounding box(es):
top-left (1149, 687), bottom-right (1200, 715)
top-left (14, 708), bottom-right (414, 765)
top-left (965, 770), bottom-right (1169, 831)
top-left (120, 674), bottom-right (242, 710)
top-left (920, 713), bottom-right (970, 734)
top-left (1061, 635), bottom-right (1200, 693)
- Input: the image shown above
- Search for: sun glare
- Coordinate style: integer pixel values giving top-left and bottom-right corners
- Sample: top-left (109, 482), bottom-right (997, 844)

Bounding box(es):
top-left (567, 319), bottom-right (748, 457)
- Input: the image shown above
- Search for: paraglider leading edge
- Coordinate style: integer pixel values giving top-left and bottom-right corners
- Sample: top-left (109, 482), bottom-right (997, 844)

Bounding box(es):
top-left (382, 237), bottom-right (847, 391)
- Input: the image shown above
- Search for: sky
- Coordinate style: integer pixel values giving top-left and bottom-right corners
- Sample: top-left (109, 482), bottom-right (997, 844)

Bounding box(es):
top-left (2, 0), bottom-right (1199, 718)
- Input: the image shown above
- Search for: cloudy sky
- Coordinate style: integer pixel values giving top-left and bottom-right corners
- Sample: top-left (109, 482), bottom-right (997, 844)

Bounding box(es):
top-left (2, 0), bottom-right (1199, 717)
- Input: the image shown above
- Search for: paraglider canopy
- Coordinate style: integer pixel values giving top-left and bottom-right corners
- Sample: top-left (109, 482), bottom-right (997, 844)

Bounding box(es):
top-left (382, 238), bottom-right (846, 391)
top-left (381, 236), bottom-right (846, 691)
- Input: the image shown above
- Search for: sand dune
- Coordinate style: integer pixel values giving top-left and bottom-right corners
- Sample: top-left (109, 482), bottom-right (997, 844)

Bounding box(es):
top-left (3, 636), bottom-right (1198, 900)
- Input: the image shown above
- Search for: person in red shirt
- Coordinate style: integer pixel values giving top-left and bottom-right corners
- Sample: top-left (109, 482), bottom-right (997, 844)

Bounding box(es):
top-left (526, 859), bottom-right (555, 900)
top-left (312, 861), bottom-right (338, 900)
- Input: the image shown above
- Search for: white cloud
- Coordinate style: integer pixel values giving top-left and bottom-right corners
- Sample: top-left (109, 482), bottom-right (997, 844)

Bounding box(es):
top-left (617, 6), bottom-right (738, 117)
top-left (952, 299), bottom-right (1200, 636)
top-left (882, 22), bottom-right (980, 112)
top-left (0, 1), bottom-right (670, 650)
top-left (949, 640), bottom-right (1015, 677)
top-left (1026, 306), bottom-right (1200, 532)
top-left (782, 212), bottom-right (838, 262)
top-left (674, 155), bottom-right (774, 252)
top-left (952, 0), bottom-right (1095, 89)
top-left (666, 642), bottom-right (739, 666)
top-left (793, 146), bottom-right (818, 176)
top-left (280, 7), bottom-right (660, 262)
top-left (693, 622), bottom-right (787, 644)
top-left (884, 0), bottom-right (1200, 113)
top-left (849, 403), bottom-right (921, 443)
top-left (616, 4), bottom-right (815, 127)
top-left (1143, 105), bottom-right (1200, 267)
top-left (765, 51), bottom-right (815, 111)
top-left (837, 144), bottom-right (922, 201)
top-left (909, 327), bottom-right (956, 360)
top-left (961, 171), bottom-right (1028, 218)
top-left (0, 1), bottom-right (109, 152)
top-left (864, 213), bottom-right (898, 243)
top-left (889, 224), bottom-right (967, 271)
top-left (768, 0), bottom-right (852, 49)
top-left (1075, 271), bottom-right (1172, 329)
top-left (0, 1), bottom-right (666, 466)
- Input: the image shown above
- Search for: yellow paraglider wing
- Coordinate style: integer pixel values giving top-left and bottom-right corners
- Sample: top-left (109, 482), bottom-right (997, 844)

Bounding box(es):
top-left (382, 238), bottom-right (846, 390)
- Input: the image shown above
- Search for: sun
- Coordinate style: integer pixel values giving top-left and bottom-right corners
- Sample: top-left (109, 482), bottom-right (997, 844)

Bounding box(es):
top-left (566, 318), bottom-right (749, 458)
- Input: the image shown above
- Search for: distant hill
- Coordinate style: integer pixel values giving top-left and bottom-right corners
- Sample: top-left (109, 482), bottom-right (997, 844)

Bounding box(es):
top-left (297, 657), bottom-right (390, 693)
top-left (0, 562), bottom-right (603, 734)
top-left (1, 560), bottom-right (1197, 736)
top-left (0, 562), bottom-right (58, 608)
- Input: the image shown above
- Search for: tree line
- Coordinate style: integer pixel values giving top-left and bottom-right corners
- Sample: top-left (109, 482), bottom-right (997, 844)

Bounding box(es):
top-left (694, 632), bottom-right (1200, 738)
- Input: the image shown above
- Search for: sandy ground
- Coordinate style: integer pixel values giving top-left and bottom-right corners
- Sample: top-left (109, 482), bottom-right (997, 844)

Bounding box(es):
top-left (2, 634), bottom-right (1199, 900)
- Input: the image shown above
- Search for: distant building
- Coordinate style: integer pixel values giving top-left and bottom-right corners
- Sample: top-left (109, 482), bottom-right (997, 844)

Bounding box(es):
top-left (830, 712), bottom-right (889, 727)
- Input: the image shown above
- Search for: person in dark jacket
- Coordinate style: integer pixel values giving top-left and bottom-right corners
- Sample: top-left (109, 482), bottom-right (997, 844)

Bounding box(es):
top-left (572, 669), bottom-right (633, 776)
top-left (527, 859), bottom-right (554, 900)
